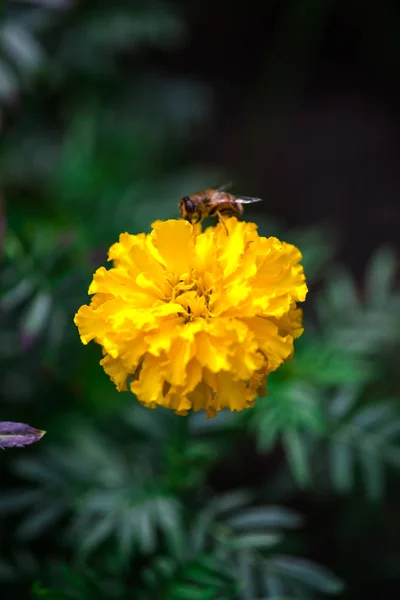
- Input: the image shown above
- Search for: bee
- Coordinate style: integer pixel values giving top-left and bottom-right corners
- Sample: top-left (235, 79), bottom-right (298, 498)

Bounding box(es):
top-left (179, 183), bottom-right (263, 225)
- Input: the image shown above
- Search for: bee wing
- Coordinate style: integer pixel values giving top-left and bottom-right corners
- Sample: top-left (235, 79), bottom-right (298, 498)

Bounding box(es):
top-left (213, 182), bottom-right (233, 192)
top-left (235, 196), bottom-right (263, 204)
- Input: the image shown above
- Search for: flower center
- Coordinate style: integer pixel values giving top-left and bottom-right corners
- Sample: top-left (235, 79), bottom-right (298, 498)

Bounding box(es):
top-left (167, 272), bottom-right (212, 321)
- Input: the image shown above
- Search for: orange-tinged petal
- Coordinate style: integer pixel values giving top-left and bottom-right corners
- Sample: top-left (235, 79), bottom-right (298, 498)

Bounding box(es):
top-left (273, 303), bottom-right (304, 339)
top-left (100, 355), bottom-right (128, 391)
top-left (244, 316), bottom-right (294, 372)
top-left (214, 371), bottom-right (250, 411)
top-left (189, 379), bottom-right (213, 413)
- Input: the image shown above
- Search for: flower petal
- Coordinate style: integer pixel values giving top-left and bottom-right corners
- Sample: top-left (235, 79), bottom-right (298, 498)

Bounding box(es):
top-left (131, 353), bottom-right (165, 404)
top-left (100, 355), bottom-right (128, 391)
top-left (0, 422), bottom-right (46, 448)
top-left (149, 219), bottom-right (194, 275)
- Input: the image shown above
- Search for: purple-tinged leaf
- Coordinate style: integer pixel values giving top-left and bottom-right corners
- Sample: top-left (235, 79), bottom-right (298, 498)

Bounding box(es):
top-left (0, 422), bottom-right (46, 449)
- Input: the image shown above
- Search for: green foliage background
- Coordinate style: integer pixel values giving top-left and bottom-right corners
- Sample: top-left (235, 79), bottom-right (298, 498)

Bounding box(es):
top-left (1, 1), bottom-right (400, 599)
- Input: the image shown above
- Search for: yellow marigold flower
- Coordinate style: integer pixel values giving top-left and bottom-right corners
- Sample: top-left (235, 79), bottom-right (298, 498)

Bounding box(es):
top-left (74, 217), bottom-right (307, 418)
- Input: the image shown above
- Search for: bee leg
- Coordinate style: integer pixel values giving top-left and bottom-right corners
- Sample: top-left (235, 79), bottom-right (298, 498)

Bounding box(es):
top-left (216, 211), bottom-right (228, 234)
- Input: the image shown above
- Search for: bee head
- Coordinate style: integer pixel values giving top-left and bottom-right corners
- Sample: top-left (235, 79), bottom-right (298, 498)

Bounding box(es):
top-left (179, 196), bottom-right (196, 221)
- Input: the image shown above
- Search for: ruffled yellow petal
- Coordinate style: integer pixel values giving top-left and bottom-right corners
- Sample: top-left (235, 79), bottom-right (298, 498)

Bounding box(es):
top-left (216, 218), bottom-right (258, 277)
top-left (194, 228), bottom-right (216, 273)
top-left (148, 219), bottom-right (194, 276)
top-left (243, 316), bottom-right (294, 372)
top-left (88, 267), bottom-right (157, 307)
top-left (100, 355), bottom-right (128, 391)
top-left (74, 304), bottom-right (107, 345)
top-left (214, 372), bottom-right (252, 411)
top-left (107, 232), bottom-right (146, 266)
top-left (130, 353), bottom-right (165, 405)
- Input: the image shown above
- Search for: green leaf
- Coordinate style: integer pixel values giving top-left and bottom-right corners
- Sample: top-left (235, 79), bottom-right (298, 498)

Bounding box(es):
top-left (226, 506), bottom-right (303, 530)
top-left (152, 556), bottom-right (176, 580)
top-left (226, 533), bottom-right (282, 551)
top-left (194, 554), bottom-right (235, 583)
top-left (267, 555), bottom-right (344, 594)
top-left (282, 429), bottom-right (310, 487)
top-left (20, 291), bottom-right (52, 339)
top-left (325, 268), bottom-right (360, 312)
top-left (76, 514), bottom-right (116, 560)
top-left (155, 497), bottom-right (185, 562)
top-left (327, 396), bottom-right (400, 498)
top-left (190, 506), bottom-right (214, 554)
top-left (0, 279), bottom-right (35, 311)
top-left (0, 58), bottom-right (18, 99)
top-left (16, 504), bottom-right (66, 540)
top-left (1, 23), bottom-right (44, 73)
top-left (328, 388), bottom-right (359, 420)
top-left (183, 563), bottom-right (223, 587)
top-left (251, 380), bottom-right (325, 453)
top-left (262, 574), bottom-right (286, 598)
top-left (350, 401), bottom-right (396, 430)
top-left (13, 456), bottom-right (66, 485)
top-left (293, 344), bottom-right (372, 387)
top-left (213, 490), bottom-right (254, 516)
top-left (237, 550), bottom-right (255, 600)
top-left (0, 490), bottom-right (42, 513)
top-left (137, 505), bottom-right (156, 555)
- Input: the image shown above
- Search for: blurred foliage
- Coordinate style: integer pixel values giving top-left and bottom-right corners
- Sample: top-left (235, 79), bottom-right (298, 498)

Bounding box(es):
top-left (1, 1), bottom-right (400, 600)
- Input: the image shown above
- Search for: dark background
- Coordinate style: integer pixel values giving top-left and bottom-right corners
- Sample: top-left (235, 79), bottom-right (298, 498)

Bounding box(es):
top-left (170, 0), bottom-right (400, 272)
top-left (1, 1), bottom-right (400, 599)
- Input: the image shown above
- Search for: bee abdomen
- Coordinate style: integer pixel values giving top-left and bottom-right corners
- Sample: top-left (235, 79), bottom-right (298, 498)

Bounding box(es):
top-left (208, 202), bottom-right (243, 217)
